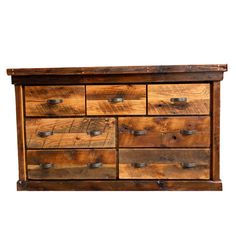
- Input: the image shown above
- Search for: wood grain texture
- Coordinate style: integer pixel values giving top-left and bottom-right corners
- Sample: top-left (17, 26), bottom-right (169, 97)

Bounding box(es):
top-left (148, 84), bottom-right (210, 115)
top-left (25, 86), bottom-right (85, 116)
top-left (27, 149), bottom-right (116, 179)
top-left (86, 85), bottom-right (146, 115)
top-left (119, 149), bottom-right (210, 179)
top-left (26, 118), bottom-right (116, 148)
top-left (119, 116), bottom-right (210, 147)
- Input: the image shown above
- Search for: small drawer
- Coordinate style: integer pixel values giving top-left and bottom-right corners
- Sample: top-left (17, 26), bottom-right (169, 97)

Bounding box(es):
top-left (25, 86), bottom-right (85, 116)
top-left (148, 83), bottom-right (210, 115)
top-left (27, 149), bottom-right (116, 179)
top-left (26, 117), bottom-right (116, 148)
top-left (86, 85), bottom-right (146, 115)
top-left (119, 149), bottom-right (210, 179)
top-left (119, 116), bottom-right (210, 147)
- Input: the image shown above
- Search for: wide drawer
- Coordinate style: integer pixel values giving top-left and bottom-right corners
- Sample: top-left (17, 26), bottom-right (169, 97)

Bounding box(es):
top-left (119, 116), bottom-right (210, 147)
top-left (148, 83), bottom-right (210, 115)
top-left (27, 149), bottom-right (116, 179)
top-left (119, 149), bottom-right (210, 179)
top-left (25, 86), bottom-right (85, 116)
top-left (26, 118), bottom-right (116, 148)
top-left (86, 85), bottom-right (146, 115)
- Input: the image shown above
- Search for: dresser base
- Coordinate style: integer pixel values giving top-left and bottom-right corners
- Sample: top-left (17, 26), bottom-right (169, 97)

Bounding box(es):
top-left (17, 180), bottom-right (222, 191)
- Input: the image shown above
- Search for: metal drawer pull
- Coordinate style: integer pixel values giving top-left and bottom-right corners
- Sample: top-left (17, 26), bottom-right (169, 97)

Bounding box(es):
top-left (38, 131), bottom-right (53, 138)
top-left (89, 130), bottom-right (102, 137)
top-left (180, 129), bottom-right (195, 135)
top-left (133, 162), bottom-right (147, 168)
top-left (132, 130), bottom-right (147, 136)
top-left (109, 97), bottom-right (124, 103)
top-left (182, 162), bottom-right (197, 169)
top-left (170, 97), bottom-right (187, 103)
top-left (47, 99), bottom-right (63, 105)
top-left (89, 162), bottom-right (103, 169)
top-left (40, 163), bottom-right (54, 169)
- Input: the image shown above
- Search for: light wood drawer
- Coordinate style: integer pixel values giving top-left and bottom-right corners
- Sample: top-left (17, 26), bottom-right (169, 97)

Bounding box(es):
top-left (27, 149), bottom-right (116, 179)
top-left (25, 86), bottom-right (85, 116)
top-left (86, 85), bottom-right (146, 115)
top-left (148, 83), bottom-right (210, 115)
top-left (26, 118), bottom-right (116, 148)
top-left (119, 116), bottom-right (210, 147)
top-left (119, 149), bottom-right (210, 179)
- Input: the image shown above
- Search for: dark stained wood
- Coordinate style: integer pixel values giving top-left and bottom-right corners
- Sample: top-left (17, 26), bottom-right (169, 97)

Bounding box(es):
top-left (86, 85), bottom-right (146, 115)
top-left (17, 180), bottom-right (222, 191)
top-left (27, 149), bottom-right (116, 179)
top-left (25, 86), bottom-right (85, 116)
top-left (26, 118), bottom-right (116, 148)
top-left (119, 116), bottom-right (210, 147)
top-left (7, 64), bottom-right (227, 76)
top-left (119, 149), bottom-right (210, 179)
top-left (148, 84), bottom-right (210, 115)
top-left (15, 85), bottom-right (27, 180)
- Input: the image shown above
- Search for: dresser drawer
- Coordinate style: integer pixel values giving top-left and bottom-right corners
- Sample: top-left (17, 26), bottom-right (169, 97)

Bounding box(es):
top-left (27, 149), bottom-right (116, 179)
top-left (119, 116), bottom-right (210, 147)
top-left (119, 149), bottom-right (210, 179)
top-left (148, 84), bottom-right (210, 115)
top-left (26, 118), bottom-right (116, 148)
top-left (25, 86), bottom-right (85, 116)
top-left (86, 85), bottom-right (146, 115)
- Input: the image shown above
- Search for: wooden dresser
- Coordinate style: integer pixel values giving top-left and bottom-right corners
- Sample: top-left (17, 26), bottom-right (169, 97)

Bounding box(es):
top-left (7, 64), bottom-right (227, 191)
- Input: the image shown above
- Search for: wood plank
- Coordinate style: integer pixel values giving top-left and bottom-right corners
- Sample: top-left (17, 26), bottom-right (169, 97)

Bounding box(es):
top-left (119, 116), bottom-right (210, 147)
top-left (26, 118), bottom-right (116, 148)
top-left (148, 84), bottom-right (210, 115)
top-left (27, 149), bottom-right (116, 179)
top-left (119, 149), bottom-right (210, 179)
top-left (25, 86), bottom-right (85, 116)
top-left (86, 85), bottom-right (146, 115)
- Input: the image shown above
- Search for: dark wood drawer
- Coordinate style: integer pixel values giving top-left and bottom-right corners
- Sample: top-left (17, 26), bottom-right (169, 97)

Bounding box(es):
top-left (25, 86), bottom-right (85, 116)
top-left (119, 116), bottom-right (210, 147)
top-left (26, 118), bottom-right (116, 148)
top-left (27, 149), bottom-right (116, 179)
top-left (86, 85), bottom-right (146, 115)
top-left (119, 149), bottom-right (210, 179)
top-left (148, 84), bottom-right (210, 115)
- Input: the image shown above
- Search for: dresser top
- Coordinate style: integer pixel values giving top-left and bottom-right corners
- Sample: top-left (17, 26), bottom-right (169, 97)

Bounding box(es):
top-left (7, 64), bottom-right (227, 76)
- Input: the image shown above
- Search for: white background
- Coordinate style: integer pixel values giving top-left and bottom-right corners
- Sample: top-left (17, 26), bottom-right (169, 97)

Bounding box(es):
top-left (0, 0), bottom-right (235, 235)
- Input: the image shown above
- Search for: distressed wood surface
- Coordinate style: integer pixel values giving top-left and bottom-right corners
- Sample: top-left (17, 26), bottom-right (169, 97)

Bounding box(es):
top-left (119, 116), bottom-right (210, 147)
top-left (26, 118), bottom-right (116, 148)
top-left (148, 84), bottom-right (210, 115)
top-left (119, 149), bottom-right (210, 179)
top-left (25, 86), bottom-right (85, 116)
top-left (86, 85), bottom-right (146, 115)
top-left (27, 149), bottom-right (116, 179)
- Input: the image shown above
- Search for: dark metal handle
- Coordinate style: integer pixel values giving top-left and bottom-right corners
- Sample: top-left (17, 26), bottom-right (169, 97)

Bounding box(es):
top-left (133, 162), bottom-right (147, 168)
top-left (40, 163), bottom-right (54, 169)
top-left (170, 97), bottom-right (187, 103)
top-left (180, 129), bottom-right (195, 135)
top-left (109, 97), bottom-right (124, 103)
top-left (132, 130), bottom-right (147, 136)
top-left (47, 99), bottom-right (63, 105)
top-left (182, 162), bottom-right (197, 169)
top-left (89, 130), bottom-right (102, 137)
top-left (38, 131), bottom-right (53, 138)
top-left (89, 162), bottom-right (103, 168)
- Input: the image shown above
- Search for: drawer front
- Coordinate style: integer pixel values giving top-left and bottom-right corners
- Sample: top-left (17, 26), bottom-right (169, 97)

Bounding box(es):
top-left (119, 149), bottom-right (210, 179)
top-left (86, 85), bottom-right (146, 115)
top-left (148, 84), bottom-right (210, 115)
top-left (26, 118), bottom-right (115, 148)
top-left (119, 116), bottom-right (210, 147)
top-left (27, 149), bottom-right (116, 179)
top-left (25, 86), bottom-right (85, 116)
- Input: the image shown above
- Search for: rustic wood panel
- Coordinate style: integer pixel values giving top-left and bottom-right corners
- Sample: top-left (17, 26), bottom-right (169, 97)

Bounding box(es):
top-left (86, 85), bottom-right (146, 115)
top-left (25, 86), bottom-right (85, 116)
top-left (148, 84), bottom-right (210, 115)
top-left (27, 149), bottom-right (116, 179)
top-left (119, 149), bottom-right (210, 179)
top-left (26, 118), bottom-right (116, 148)
top-left (119, 116), bottom-right (210, 147)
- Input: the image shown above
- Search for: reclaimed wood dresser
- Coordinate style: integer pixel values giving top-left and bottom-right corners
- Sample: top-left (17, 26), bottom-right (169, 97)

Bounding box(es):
top-left (7, 64), bottom-right (227, 191)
